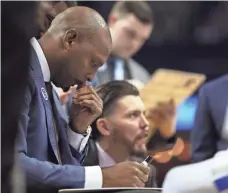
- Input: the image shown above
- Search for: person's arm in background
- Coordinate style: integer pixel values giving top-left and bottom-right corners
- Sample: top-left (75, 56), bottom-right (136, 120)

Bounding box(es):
top-left (191, 86), bottom-right (217, 162)
top-left (146, 99), bottom-right (177, 153)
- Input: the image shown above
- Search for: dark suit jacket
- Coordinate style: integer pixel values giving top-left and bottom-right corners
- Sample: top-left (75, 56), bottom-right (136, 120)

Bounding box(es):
top-left (83, 139), bottom-right (157, 188)
top-left (16, 47), bottom-right (86, 193)
top-left (191, 74), bottom-right (228, 162)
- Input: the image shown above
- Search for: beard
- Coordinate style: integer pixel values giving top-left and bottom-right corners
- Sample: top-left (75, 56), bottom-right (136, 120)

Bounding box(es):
top-left (131, 144), bottom-right (148, 158)
top-left (112, 128), bottom-right (147, 158)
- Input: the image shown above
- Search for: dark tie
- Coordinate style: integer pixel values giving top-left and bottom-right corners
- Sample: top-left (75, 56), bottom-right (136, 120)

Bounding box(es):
top-left (45, 82), bottom-right (62, 164)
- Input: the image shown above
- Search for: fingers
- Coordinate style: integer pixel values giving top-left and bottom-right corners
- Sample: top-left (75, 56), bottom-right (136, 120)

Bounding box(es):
top-left (129, 162), bottom-right (149, 186)
top-left (133, 162), bottom-right (150, 176)
top-left (73, 86), bottom-right (103, 114)
top-left (134, 176), bottom-right (145, 188)
top-left (74, 86), bottom-right (102, 104)
top-left (79, 99), bottom-right (102, 115)
top-left (75, 94), bottom-right (103, 108)
top-left (75, 86), bottom-right (97, 97)
top-left (73, 91), bottom-right (103, 115)
top-left (131, 163), bottom-right (149, 187)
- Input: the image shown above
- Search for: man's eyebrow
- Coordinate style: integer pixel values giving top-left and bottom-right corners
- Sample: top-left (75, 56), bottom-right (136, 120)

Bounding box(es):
top-left (126, 109), bottom-right (141, 114)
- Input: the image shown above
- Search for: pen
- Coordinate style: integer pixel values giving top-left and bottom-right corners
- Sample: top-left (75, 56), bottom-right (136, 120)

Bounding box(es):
top-left (141, 155), bottom-right (153, 166)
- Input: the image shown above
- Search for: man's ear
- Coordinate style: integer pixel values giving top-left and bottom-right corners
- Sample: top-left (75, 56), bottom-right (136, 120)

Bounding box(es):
top-left (96, 118), bottom-right (112, 137)
top-left (62, 29), bottom-right (79, 50)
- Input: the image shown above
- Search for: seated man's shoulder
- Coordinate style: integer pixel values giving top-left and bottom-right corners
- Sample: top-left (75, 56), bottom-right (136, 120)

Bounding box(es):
top-left (202, 74), bottom-right (228, 91)
top-left (128, 58), bottom-right (148, 73)
top-left (127, 58), bottom-right (150, 84)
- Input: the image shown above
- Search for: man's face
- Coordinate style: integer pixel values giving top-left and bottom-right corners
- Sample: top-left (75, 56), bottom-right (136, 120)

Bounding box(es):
top-left (107, 95), bottom-right (149, 155)
top-left (109, 13), bottom-right (153, 59)
top-left (54, 28), bottom-right (111, 90)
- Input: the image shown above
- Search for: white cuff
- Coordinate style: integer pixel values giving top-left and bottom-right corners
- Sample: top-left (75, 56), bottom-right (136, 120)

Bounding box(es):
top-left (84, 166), bottom-right (103, 188)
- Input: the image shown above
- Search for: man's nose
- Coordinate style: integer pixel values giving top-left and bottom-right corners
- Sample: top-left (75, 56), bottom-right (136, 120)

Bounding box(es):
top-left (140, 114), bottom-right (149, 131)
top-left (86, 74), bottom-right (96, 82)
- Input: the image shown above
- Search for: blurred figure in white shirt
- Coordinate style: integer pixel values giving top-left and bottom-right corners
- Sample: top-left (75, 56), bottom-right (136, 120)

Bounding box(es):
top-left (162, 150), bottom-right (228, 193)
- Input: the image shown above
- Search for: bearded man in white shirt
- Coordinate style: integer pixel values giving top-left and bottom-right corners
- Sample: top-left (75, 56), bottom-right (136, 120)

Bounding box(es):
top-left (83, 80), bottom-right (177, 188)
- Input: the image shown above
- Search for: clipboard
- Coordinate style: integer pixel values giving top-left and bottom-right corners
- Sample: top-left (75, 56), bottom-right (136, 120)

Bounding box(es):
top-left (140, 68), bottom-right (206, 141)
top-left (140, 68), bottom-right (206, 109)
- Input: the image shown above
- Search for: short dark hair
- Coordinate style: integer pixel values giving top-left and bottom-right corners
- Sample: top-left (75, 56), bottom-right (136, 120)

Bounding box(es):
top-left (110, 1), bottom-right (153, 24)
top-left (91, 80), bottom-right (139, 139)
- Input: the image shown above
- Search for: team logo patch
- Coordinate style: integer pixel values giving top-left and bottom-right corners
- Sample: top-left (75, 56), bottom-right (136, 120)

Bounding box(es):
top-left (41, 87), bottom-right (48, 100)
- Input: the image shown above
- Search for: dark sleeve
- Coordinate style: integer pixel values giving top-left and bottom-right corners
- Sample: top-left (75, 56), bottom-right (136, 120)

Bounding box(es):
top-left (191, 86), bottom-right (217, 162)
top-left (16, 79), bottom-right (85, 189)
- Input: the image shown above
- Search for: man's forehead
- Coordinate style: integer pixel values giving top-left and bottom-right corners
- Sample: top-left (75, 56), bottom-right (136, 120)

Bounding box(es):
top-left (115, 95), bottom-right (145, 112)
top-left (117, 14), bottom-right (149, 27)
top-left (117, 14), bottom-right (152, 36)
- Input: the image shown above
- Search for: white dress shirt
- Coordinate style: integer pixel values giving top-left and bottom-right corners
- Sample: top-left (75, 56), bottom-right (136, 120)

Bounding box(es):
top-left (96, 142), bottom-right (116, 168)
top-left (162, 150), bottom-right (228, 193)
top-left (30, 37), bottom-right (103, 188)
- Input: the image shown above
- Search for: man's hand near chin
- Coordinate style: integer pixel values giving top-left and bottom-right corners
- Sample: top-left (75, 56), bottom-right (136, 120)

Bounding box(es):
top-left (69, 85), bottom-right (103, 134)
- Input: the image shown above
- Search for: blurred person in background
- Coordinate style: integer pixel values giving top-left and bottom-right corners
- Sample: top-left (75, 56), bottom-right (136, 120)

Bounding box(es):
top-left (36, 1), bottom-right (77, 38)
top-left (191, 74), bottom-right (228, 162)
top-left (82, 80), bottom-right (177, 187)
top-left (2, 2), bottom-right (39, 193)
top-left (93, 1), bottom-right (153, 87)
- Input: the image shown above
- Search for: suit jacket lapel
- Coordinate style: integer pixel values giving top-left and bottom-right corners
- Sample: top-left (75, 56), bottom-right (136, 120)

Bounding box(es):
top-left (30, 48), bottom-right (61, 164)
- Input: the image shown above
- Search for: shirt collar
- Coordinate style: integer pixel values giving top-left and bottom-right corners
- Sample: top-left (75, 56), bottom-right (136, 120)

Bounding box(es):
top-left (96, 142), bottom-right (116, 168)
top-left (30, 37), bottom-right (50, 82)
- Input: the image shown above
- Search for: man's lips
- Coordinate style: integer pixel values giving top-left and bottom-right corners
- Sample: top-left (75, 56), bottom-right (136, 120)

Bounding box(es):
top-left (135, 133), bottom-right (149, 145)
